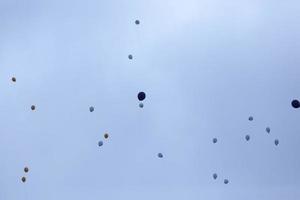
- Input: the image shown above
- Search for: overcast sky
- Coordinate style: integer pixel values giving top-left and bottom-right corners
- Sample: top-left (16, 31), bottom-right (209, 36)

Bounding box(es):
top-left (1, 0), bottom-right (300, 199)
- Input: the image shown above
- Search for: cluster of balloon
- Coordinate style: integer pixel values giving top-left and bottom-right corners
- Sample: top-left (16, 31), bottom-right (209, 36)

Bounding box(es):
top-left (212, 173), bottom-right (229, 184)
top-left (31, 105), bottom-right (36, 111)
top-left (137, 92), bottom-right (146, 108)
top-left (21, 167), bottom-right (29, 183)
top-left (98, 133), bottom-right (109, 148)
top-left (292, 99), bottom-right (300, 109)
top-left (89, 106), bottom-right (94, 112)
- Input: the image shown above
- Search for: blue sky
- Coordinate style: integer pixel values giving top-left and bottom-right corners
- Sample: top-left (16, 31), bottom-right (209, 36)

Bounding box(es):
top-left (0, 0), bottom-right (300, 199)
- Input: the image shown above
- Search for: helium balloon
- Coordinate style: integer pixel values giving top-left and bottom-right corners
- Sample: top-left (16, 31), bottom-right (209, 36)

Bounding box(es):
top-left (245, 135), bottom-right (250, 141)
top-left (158, 153), bottom-right (163, 158)
top-left (291, 99), bottom-right (300, 109)
top-left (135, 20), bottom-right (140, 25)
top-left (274, 139), bottom-right (279, 146)
top-left (12, 77), bottom-right (16, 82)
top-left (21, 177), bottom-right (26, 183)
top-left (98, 141), bottom-right (103, 147)
top-left (213, 173), bottom-right (218, 180)
top-left (224, 179), bottom-right (229, 184)
top-left (137, 92), bottom-right (146, 101)
top-left (266, 127), bottom-right (271, 134)
top-left (212, 138), bottom-right (217, 144)
top-left (89, 106), bottom-right (94, 112)
top-left (24, 167), bottom-right (29, 173)
top-left (128, 54), bottom-right (133, 60)
top-left (248, 116), bottom-right (253, 121)
top-left (104, 133), bottom-right (109, 139)
top-left (31, 105), bottom-right (36, 111)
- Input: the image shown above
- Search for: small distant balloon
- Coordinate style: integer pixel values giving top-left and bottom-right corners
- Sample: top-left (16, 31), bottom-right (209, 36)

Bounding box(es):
top-left (21, 177), bottom-right (26, 183)
top-left (31, 105), bottom-right (36, 111)
top-left (291, 99), bottom-right (300, 109)
top-left (158, 153), bottom-right (163, 158)
top-left (245, 135), bottom-right (250, 141)
top-left (128, 54), bottom-right (133, 60)
top-left (104, 133), bottom-right (109, 139)
top-left (139, 103), bottom-right (144, 108)
top-left (274, 139), bottom-right (279, 146)
top-left (137, 92), bottom-right (146, 101)
top-left (212, 138), bottom-right (218, 144)
top-left (98, 141), bottom-right (103, 147)
top-left (224, 179), bottom-right (229, 184)
top-left (266, 127), bottom-right (271, 134)
top-left (135, 20), bottom-right (140, 25)
top-left (248, 116), bottom-right (253, 121)
top-left (89, 106), bottom-right (94, 112)
top-left (11, 77), bottom-right (16, 82)
top-left (213, 173), bottom-right (218, 180)
top-left (24, 167), bottom-right (29, 173)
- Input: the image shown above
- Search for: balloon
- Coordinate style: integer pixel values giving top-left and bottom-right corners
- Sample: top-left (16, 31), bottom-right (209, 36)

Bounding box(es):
top-left (291, 99), bottom-right (300, 109)
top-left (266, 127), bottom-right (271, 133)
top-left (89, 106), bottom-right (94, 112)
top-left (98, 141), bottom-right (103, 147)
top-left (224, 179), bottom-right (229, 184)
top-left (158, 153), bottom-right (163, 158)
top-left (31, 105), bottom-right (36, 111)
top-left (245, 135), bottom-right (250, 141)
top-left (24, 167), bottom-right (29, 173)
top-left (12, 77), bottom-right (16, 82)
top-left (213, 173), bottom-right (218, 180)
top-left (137, 92), bottom-right (146, 101)
top-left (135, 20), bottom-right (140, 25)
top-left (213, 138), bottom-right (217, 144)
top-left (139, 103), bottom-right (144, 108)
top-left (21, 177), bottom-right (26, 183)
top-left (128, 54), bottom-right (133, 60)
top-left (104, 133), bottom-right (109, 139)
top-left (274, 139), bottom-right (279, 146)
top-left (248, 116), bottom-right (253, 121)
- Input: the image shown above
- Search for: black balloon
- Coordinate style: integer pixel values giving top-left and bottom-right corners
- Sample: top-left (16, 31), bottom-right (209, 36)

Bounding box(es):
top-left (21, 177), bottom-right (26, 183)
top-left (31, 105), bottom-right (36, 111)
top-left (138, 92), bottom-right (146, 101)
top-left (291, 99), bottom-right (300, 108)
